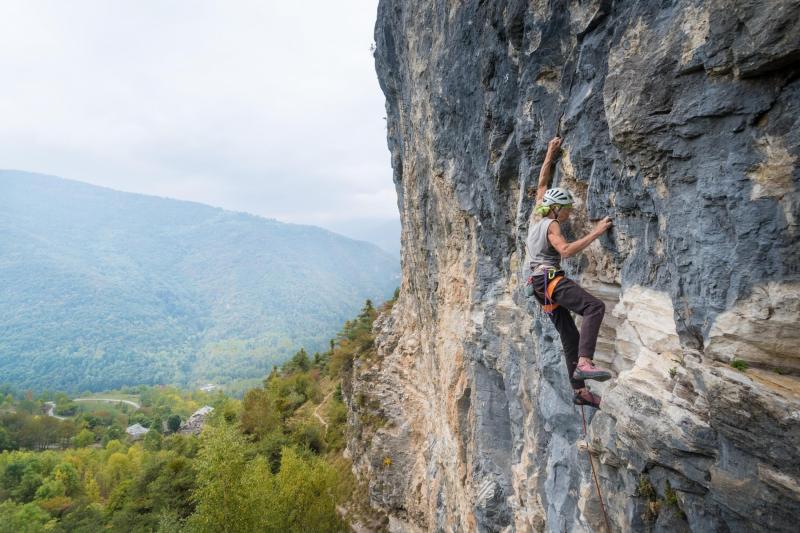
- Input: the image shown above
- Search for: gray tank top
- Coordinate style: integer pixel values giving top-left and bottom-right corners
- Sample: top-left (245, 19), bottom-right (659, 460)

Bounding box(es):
top-left (525, 218), bottom-right (561, 275)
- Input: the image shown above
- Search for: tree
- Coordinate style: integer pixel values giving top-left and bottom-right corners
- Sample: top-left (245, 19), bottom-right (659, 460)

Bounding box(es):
top-left (150, 415), bottom-right (164, 434)
top-left (54, 393), bottom-right (69, 406)
top-left (289, 421), bottom-right (325, 455)
top-left (0, 426), bottom-right (16, 451)
top-left (34, 478), bottom-right (66, 500)
top-left (105, 439), bottom-right (124, 455)
top-left (361, 299), bottom-right (374, 316)
top-left (53, 462), bottom-right (80, 496)
top-left (265, 447), bottom-right (345, 532)
top-left (102, 426), bottom-right (123, 446)
top-left (240, 389), bottom-right (280, 438)
top-left (333, 383), bottom-right (343, 402)
top-left (0, 501), bottom-right (52, 533)
top-left (73, 429), bottom-right (95, 448)
top-left (289, 349), bottom-right (310, 373)
top-left (167, 415), bottom-right (182, 433)
top-left (17, 398), bottom-right (37, 415)
top-left (188, 423), bottom-right (262, 532)
top-left (255, 430), bottom-right (290, 474)
top-left (142, 429), bottom-right (163, 452)
top-left (105, 452), bottom-right (132, 488)
top-left (57, 503), bottom-right (104, 531)
top-left (84, 474), bottom-right (100, 503)
top-left (13, 468), bottom-right (44, 503)
top-left (329, 299), bottom-right (378, 377)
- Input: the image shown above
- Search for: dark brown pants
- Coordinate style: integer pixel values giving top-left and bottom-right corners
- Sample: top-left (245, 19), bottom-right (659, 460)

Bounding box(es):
top-left (532, 273), bottom-right (605, 389)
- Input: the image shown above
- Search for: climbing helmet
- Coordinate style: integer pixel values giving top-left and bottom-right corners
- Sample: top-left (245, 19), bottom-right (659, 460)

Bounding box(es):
top-left (542, 187), bottom-right (574, 207)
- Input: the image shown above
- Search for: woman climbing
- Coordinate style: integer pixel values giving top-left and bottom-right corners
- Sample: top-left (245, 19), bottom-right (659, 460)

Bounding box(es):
top-left (526, 136), bottom-right (614, 409)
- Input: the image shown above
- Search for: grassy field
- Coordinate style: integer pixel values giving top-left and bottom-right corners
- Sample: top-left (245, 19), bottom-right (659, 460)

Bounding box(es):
top-left (81, 392), bottom-right (140, 402)
top-left (74, 400), bottom-right (136, 416)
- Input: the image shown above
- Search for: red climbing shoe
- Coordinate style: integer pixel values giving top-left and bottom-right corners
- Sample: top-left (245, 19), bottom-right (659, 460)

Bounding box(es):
top-left (573, 360), bottom-right (612, 382)
top-left (573, 388), bottom-right (601, 409)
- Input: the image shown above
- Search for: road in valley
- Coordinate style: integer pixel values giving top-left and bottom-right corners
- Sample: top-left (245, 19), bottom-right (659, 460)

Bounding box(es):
top-left (44, 398), bottom-right (142, 420)
top-left (73, 398), bottom-right (141, 409)
top-left (43, 401), bottom-right (66, 420)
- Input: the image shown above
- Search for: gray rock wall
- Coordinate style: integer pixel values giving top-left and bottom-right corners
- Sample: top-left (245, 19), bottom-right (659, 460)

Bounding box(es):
top-left (345, 1), bottom-right (800, 531)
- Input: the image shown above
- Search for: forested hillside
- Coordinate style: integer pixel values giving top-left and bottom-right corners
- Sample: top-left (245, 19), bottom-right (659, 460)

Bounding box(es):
top-left (0, 300), bottom-right (388, 532)
top-left (0, 170), bottom-right (399, 391)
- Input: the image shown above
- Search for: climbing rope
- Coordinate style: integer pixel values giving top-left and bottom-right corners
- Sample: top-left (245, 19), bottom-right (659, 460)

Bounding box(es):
top-left (579, 404), bottom-right (612, 533)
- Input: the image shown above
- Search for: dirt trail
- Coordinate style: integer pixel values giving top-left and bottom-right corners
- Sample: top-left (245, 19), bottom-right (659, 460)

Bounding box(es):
top-left (313, 390), bottom-right (335, 434)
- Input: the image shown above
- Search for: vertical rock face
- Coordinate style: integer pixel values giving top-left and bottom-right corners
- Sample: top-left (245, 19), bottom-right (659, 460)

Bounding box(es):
top-left (346, 1), bottom-right (800, 531)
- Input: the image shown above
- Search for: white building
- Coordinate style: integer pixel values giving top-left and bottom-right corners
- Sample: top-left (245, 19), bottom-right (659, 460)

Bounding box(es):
top-left (126, 423), bottom-right (149, 439)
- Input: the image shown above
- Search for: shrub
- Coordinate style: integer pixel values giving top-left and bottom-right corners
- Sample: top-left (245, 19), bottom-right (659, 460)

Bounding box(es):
top-left (730, 359), bottom-right (748, 372)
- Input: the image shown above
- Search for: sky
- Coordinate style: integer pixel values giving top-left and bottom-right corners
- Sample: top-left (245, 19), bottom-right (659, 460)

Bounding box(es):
top-left (0, 1), bottom-right (399, 251)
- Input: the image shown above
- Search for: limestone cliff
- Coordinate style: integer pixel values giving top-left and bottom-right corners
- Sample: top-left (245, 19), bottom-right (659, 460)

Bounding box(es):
top-left (344, 1), bottom-right (800, 531)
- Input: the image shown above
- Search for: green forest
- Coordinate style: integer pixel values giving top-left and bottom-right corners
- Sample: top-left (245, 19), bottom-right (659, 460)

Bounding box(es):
top-left (0, 171), bottom-right (399, 392)
top-left (0, 298), bottom-right (391, 532)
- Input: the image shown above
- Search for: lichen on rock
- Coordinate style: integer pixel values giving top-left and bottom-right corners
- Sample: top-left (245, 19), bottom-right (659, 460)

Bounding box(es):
top-left (345, 1), bottom-right (800, 531)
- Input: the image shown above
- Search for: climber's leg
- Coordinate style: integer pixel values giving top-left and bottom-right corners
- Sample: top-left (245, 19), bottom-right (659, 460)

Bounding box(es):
top-left (546, 307), bottom-right (586, 390)
top-left (532, 275), bottom-right (586, 389)
top-left (548, 278), bottom-right (612, 382)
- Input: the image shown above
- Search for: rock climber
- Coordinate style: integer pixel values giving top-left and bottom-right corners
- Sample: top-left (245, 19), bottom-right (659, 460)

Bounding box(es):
top-left (525, 136), bottom-right (614, 409)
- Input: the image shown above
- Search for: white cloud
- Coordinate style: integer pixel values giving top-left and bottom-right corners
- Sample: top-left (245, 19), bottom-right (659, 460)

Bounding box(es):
top-left (0, 0), bottom-right (397, 230)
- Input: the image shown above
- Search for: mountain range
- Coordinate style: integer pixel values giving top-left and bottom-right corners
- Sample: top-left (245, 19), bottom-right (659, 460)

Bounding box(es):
top-left (0, 170), bottom-right (399, 392)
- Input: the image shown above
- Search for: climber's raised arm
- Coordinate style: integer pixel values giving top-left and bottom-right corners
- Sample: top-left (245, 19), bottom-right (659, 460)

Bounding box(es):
top-left (535, 137), bottom-right (562, 204)
top-left (547, 216), bottom-right (612, 258)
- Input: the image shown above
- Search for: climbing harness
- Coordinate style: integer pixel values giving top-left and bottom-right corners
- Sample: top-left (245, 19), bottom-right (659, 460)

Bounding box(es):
top-left (524, 267), bottom-right (564, 313)
top-left (541, 268), bottom-right (564, 314)
top-left (579, 405), bottom-right (612, 533)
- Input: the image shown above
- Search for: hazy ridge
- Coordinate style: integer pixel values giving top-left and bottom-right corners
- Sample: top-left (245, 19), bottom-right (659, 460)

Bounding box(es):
top-left (0, 170), bottom-right (399, 392)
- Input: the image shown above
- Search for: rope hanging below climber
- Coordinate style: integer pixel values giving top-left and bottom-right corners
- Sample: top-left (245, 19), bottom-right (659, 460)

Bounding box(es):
top-left (580, 405), bottom-right (612, 533)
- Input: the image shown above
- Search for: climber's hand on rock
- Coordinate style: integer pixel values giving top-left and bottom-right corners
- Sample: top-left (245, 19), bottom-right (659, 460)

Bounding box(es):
top-left (592, 217), bottom-right (613, 237)
top-left (546, 137), bottom-right (562, 157)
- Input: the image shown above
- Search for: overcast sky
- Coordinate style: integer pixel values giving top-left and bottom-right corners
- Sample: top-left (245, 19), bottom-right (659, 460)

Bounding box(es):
top-left (0, 1), bottom-right (399, 240)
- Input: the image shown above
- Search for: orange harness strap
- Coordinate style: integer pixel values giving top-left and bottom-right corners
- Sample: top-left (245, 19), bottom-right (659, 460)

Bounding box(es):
top-left (542, 275), bottom-right (564, 313)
